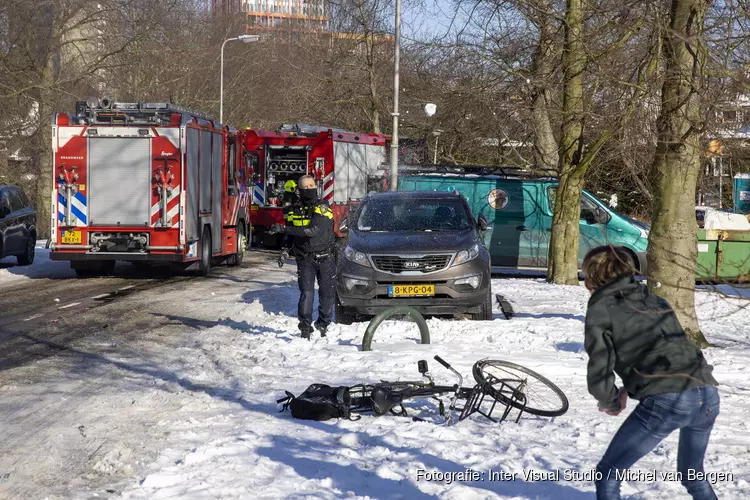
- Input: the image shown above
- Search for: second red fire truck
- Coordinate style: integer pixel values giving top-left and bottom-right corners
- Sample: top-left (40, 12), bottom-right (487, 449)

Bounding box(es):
top-left (244, 124), bottom-right (389, 245)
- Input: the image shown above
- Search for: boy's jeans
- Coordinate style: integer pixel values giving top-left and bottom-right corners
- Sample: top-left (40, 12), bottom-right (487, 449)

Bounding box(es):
top-left (596, 386), bottom-right (720, 500)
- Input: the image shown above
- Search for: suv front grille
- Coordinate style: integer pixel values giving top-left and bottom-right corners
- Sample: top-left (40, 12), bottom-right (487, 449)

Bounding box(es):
top-left (370, 255), bottom-right (452, 274)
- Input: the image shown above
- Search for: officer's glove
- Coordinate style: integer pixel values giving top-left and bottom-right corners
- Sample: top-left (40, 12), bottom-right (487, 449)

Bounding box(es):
top-left (268, 223), bottom-right (286, 235)
top-left (278, 249), bottom-right (290, 268)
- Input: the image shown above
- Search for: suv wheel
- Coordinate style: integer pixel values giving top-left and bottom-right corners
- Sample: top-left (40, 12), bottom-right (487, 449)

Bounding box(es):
top-left (335, 297), bottom-right (357, 325)
top-left (17, 232), bottom-right (36, 266)
top-left (471, 287), bottom-right (493, 321)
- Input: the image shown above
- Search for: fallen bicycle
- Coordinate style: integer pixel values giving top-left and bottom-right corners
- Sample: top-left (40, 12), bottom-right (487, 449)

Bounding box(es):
top-left (278, 355), bottom-right (569, 424)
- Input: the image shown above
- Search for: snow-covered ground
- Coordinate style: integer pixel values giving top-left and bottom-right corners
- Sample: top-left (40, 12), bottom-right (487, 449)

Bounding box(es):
top-left (0, 254), bottom-right (749, 499)
top-left (0, 240), bottom-right (76, 283)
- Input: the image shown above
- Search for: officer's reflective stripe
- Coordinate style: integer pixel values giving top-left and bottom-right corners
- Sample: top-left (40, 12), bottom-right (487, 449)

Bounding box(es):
top-left (314, 206), bottom-right (334, 219)
top-left (292, 219), bottom-right (311, 226)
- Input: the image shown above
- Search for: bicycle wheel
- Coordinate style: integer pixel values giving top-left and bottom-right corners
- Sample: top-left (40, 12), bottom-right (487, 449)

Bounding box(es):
top-left (472, 360), bottom-right (569, 417)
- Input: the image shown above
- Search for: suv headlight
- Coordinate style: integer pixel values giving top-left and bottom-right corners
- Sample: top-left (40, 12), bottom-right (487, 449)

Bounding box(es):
top-left (453, 244), bottom-right (480, 266)
top-left (344, 245), bottom-right (371, 267)
top-left (638, 226), bottom-right (649, 239)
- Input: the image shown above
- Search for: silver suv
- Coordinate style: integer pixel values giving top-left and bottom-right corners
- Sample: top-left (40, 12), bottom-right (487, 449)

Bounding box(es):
top-left (335, 191), bottom-right (492, 323)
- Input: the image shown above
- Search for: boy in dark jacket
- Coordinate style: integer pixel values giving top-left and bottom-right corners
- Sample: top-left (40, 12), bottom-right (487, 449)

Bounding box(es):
top-left (582, 245), bottom-right (720, 500)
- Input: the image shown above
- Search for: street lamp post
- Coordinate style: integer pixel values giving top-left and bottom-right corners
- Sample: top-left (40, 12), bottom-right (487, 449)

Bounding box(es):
top-left (220, 34), bottom-right (260, 125)
top-left (389, 0), bottom-right (401, 191)
top-left (432, 129), bottom-right (443, 164)
top-left (424, 103), bottom-right (439, 164)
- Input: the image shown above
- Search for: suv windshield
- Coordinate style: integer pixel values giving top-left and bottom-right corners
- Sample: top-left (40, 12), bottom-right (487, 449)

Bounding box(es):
top-left (356, 197), bottom-right (472, 232)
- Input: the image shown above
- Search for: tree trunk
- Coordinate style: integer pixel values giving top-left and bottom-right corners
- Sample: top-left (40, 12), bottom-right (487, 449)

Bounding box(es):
top-left (647, 0), bottom-right (710, 347)
top-left (548, 0), bottom-right (586, 284)
top-left (529, 0), bottom-right (558, 173)
top-left (365, 33), bottom-right (381, 134)
top-left (34, 1), bottom-right (58, 240)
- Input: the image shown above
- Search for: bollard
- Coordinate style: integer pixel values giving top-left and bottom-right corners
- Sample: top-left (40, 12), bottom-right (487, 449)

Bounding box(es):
top-left (362, 306), bottom-right (430, 351)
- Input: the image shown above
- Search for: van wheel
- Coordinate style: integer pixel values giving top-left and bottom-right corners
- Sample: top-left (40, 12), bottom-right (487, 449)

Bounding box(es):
top-left (471, 287), bottom-right (493, 321)
top-left (335, 297), bottom-right (356, 325)
top-left (17, 232), bottom-right (36, 266)
top-left (198, 227), bottom-right (212, 276)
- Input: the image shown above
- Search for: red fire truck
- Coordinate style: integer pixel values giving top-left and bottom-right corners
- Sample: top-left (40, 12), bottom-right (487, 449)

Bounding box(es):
top-left (244, 124), bottom-right (388, 245)
top-left (49, 99), bottom-right (251, 276)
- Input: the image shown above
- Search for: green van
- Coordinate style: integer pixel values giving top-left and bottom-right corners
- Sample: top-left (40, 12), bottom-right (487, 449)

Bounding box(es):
top-left (397, 172), bottom-right (649, 273)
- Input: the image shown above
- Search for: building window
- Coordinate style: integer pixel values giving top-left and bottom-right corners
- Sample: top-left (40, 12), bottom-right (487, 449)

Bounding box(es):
top-left (722, 110), bottom-right (737, 122)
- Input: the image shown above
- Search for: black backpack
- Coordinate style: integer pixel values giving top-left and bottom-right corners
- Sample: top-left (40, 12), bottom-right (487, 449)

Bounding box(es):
top-left (279, 384), bottom-right (357, 421)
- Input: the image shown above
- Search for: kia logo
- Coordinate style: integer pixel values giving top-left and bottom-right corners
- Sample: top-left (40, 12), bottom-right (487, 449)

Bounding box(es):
top-left (403, 261), bottom-right (420, 269)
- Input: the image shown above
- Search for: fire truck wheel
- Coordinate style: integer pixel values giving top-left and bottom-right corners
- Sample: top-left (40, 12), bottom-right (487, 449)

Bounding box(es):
top-left (198, 227), bottom-right (212, 276)
top-left (100, 260), bottom-right (116, 276)
top-left (230, 223), bottom-right (246, 267)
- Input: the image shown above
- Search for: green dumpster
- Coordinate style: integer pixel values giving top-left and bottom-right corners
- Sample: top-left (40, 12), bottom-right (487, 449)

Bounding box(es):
top-left (696, 229), bottom-right (750, 282)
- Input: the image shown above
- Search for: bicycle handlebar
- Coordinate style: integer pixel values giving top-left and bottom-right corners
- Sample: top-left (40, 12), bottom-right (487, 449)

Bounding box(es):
top-left (433, 355), bottom-right (451, 369)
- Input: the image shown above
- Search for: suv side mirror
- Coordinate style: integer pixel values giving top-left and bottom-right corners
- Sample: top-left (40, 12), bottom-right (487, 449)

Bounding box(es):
top-left (339, 216), bottom-right (349, 233)
top-left (477, 214), bottom-right (489, 231)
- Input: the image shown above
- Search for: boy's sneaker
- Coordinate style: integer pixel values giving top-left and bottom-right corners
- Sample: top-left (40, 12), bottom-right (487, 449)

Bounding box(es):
top-left (300, 329), bottom-right (312, 340)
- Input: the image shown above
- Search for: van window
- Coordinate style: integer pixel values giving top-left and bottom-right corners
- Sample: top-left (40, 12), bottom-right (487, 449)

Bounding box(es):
top-left (547, 187), bottom-right (599, 219)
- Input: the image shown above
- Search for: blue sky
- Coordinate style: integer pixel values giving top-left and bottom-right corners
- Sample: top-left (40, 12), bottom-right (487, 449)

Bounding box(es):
top-left (402, 0), bottom-right (459, 41)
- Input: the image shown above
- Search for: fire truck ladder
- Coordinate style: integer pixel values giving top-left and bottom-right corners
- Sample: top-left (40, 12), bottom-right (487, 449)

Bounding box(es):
top-left (75, 99), bottom-right (216, 125)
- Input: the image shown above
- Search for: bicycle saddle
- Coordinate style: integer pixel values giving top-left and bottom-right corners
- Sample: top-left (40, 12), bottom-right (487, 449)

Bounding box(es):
top-left (370, 387), bottom-right (404, 416)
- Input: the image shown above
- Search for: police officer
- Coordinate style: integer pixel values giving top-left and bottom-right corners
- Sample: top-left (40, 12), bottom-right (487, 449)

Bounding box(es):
top-left (268, 175), bottom-right (335, 339)
top-left (278, 180), bottom-right (299, 268)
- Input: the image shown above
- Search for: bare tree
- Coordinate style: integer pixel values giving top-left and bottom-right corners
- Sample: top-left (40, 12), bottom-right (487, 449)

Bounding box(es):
top-left (647, 0), bottom-right (712, 347)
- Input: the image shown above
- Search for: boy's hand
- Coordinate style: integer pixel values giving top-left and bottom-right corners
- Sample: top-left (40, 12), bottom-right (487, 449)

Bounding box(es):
top-left (598, 389), bottom-right (628, 416)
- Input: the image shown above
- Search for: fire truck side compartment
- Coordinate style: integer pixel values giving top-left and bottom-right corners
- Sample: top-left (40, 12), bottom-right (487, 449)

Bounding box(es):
top-left (212, 132), bottom-right (223, 253)
top-left (199, 131), bottom-right (212, 215)
top-left (186, 128), bottom-right (200, 242)
top-left (88, 137), bottom-right (151, 226)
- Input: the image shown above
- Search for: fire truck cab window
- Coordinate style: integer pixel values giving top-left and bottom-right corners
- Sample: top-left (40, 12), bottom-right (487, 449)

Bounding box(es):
top-left (245, 153), bottom-right (258, 184)
top-left (228, 140), bottom-right (236, 187)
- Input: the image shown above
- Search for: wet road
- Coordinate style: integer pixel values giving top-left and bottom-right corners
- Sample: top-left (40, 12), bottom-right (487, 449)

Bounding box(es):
top-left (0, 250), bottom-right (278, 371)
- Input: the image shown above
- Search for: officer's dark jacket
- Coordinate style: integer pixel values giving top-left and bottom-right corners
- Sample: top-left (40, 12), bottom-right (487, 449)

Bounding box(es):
top-left (585, 275), bottom-right (718, 412)
top-left (285, 200), bottom-right (335, 254)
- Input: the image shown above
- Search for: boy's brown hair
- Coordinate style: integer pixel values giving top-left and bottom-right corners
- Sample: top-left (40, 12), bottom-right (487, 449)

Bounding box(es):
top-left (582, 245), bottom-right (636, 290)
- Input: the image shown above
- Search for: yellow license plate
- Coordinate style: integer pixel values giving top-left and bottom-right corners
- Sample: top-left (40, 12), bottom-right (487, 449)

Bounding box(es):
top-left (388, 284), bottom-right (435, 297)
top-left (61, 230), bottom-right (82, 244)
top-left (251, 205), bottom-right (259, 211)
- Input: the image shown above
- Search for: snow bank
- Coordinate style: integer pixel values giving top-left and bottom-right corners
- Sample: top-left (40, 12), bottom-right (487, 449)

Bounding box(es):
top-left (115, 275), bottom-right (748, 499)
top-left (0, 240), bottom-right (76, 285)
top-left (703, 210), bottom-right (750, 230)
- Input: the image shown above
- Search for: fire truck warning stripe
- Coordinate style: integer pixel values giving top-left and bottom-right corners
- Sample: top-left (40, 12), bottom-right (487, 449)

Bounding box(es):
top-left (150, 196), bottom-right (181, 224)
top-left (252, 183), bottom-right (264, 205)
top-left (149, 186), bottom-right (181, 218)
top-left (57, 191), bottom-right (88, 226)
